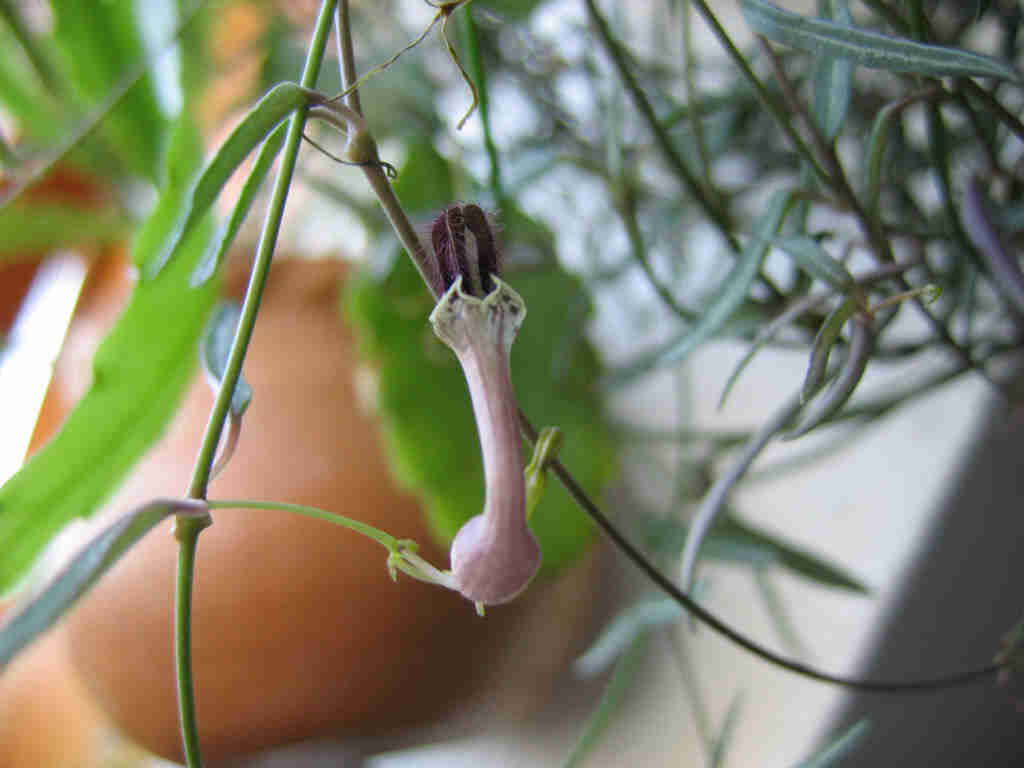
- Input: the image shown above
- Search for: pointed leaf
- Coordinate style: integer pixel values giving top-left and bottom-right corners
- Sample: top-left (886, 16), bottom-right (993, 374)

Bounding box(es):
top-left (0, 499), bottom-right (205, 670)
top-left (710, 693), bottom-right (744, 768)
top-left (191, 121), bottom-right (287, 286)
top-left (564, 633), bottom-right (647, 768)
top-left (200, 302), bottom-right (252, 416)
top-left (637, 511), bottom-right (869, 594)
top-left (574, 597), bottom-right (682, 678)
top-left (787, 312), bottom-right (874, 439)
top-left (649, 189), bottom-right (796, 371)
top-left (741, 0), bottom-right (1021, 81)
top-left (794, 720), bottom-right (871, 768)
top-left (775, 234), bottom-right (854, 291)
top-left (863, 100), bottom-right (901, 218)
top-left (146, 82), bottom-right (322, 277)
top-left (716, 516), bottom-right (870, 594)
top-left (802, 296), bottom-right (856, 402)
top-left (813, 0), bottom-right (853, 141)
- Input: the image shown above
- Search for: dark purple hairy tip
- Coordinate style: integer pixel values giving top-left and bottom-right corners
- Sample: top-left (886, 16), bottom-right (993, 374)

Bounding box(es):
top-left (430, 203), bottom-right (501, 297)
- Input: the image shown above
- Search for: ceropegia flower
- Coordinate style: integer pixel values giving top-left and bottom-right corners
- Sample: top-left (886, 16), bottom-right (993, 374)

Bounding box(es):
top-left (427, 204), bottom-right (540, 607)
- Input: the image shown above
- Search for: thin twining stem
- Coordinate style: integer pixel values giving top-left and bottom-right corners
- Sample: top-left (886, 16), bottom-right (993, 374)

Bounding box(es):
top-left (518, 409), bottom-right (1003, 693)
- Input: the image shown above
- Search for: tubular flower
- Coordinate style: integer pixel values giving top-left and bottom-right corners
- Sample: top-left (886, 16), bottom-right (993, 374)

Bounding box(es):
top-left (427, 205), bottom-right (540, 606)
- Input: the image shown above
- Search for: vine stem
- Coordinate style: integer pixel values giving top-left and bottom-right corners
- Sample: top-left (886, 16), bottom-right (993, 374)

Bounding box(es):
top-left (516, 410), bottom-right (1001, 693)
top-left (173, 515), bottom-right (207, 767)
top-left (174, 2), bottom-right (340, 765)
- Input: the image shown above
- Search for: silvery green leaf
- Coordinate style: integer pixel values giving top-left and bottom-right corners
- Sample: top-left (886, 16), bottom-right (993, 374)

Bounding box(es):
top-left (574, 596), bottom-right (682, 678)
top-left (812, 0), bottom-right (853, 141)
top-left (191, 121), bottom-right (287, 286)
top-left (201, 301), bottom-right (253, 417)
top-left (658, 189), bottom-right (797, 368)
top-left (146, 82), bottom-right (324, 277)
top-left (793, 720), bottom-right (871, 768)
top-left (776, 234), bottom-right (854, 291)
top-left (742, 0), bottom-right (1020, 81)
top-left (0, 499), bottom-right (205, 670)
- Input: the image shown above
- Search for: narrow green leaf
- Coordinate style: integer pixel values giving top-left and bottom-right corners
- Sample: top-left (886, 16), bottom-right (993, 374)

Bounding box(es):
top-left (0, 201), bottom-right (128, 259)
top-left (191, 121), bottom-right (287, 286)
top-left (812, 0), bottom-right (853, 141)
top-left (717, 515), bottom-right (870, 594)
top-left (710, 693), bottom-right (744, 768)
top-left (638, 511), bottom-right (869, 594)
top-left (0, 499), bottom-right (204, 670)
top-left (776, 234), bottom-right (854, 291)
top-left (658, 189), bottom-right (796, 369)
top-left (0, 0), bottom-right (61, 97)
top-left (681, 396), bottom-right (802, 594)
top-left (564, 633), bottom-right (647, 768)
top-left (793, 719), bottom-right (871, 768)
top-left (753, 565), bottom-right (810, 658)
top-left (574, 597), bottom-right (682, 678)
top-left (864, 101), bottom-right (900, 218)
top-left (802, 296), bottom-right (856, 402)
top-left (719, 292), bottom-right (830, 409)
top-left (0, 114), bottom-right (219, 594)
top-left (146, 82), bottom-right (322, 278)
top-left (51, 0), bottom-right (168, 180)
top-left (741, 0), bottom-right (1021, 81)
top-left (788, 312), bottom-right (874, 439)
top-left (200, 302), bottom-right (252, 417)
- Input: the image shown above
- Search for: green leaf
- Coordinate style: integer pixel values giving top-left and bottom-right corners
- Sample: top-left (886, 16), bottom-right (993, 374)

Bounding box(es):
top-left (564, 633), bottom-right (647, 768)
top-left (863, 100), bottom-right (900, 218)
top-left (637, 512), bottom-right (869, 594)
top-left (0, 0), bottom-right (61, 97)
top-left (0, 114), bottom-right (219, 594)
top-left (0, 201), bottom-right (128, 260)
top-left (191, 121), bottom-right (287, 286)
top-left (147, 82), bottom-right (321, 277)
top-left (50, 0), bottom-right (169, 181)
top-left (719, 289), bottom-right (830, 409)
top-left (655, 189), bottom-right (796, 369)
top-left (0, 499), bottom-right (203, 670)
top-left (200, 302), bottom-right (253, 416)
top-left (793, 719), bottom-right (871, 768)
top-left (812, 0), bottom-right (853, 141)
top-left (710, 693), bottom-right (744, 768)
top-left (741, 0), bottom-right (1021, 81)
top-left (775, 234), bottom-right (854, 291)
top-left (574, 597), bottom-right (682, 678)
top-left (0, 26), bottom-right (60, 141)
top-left (802, 296), bottom-right (856, 402)
top-left (716, 516), bottom-right (869, 594)
top-left (346, 147), bottom-right (616, 573)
